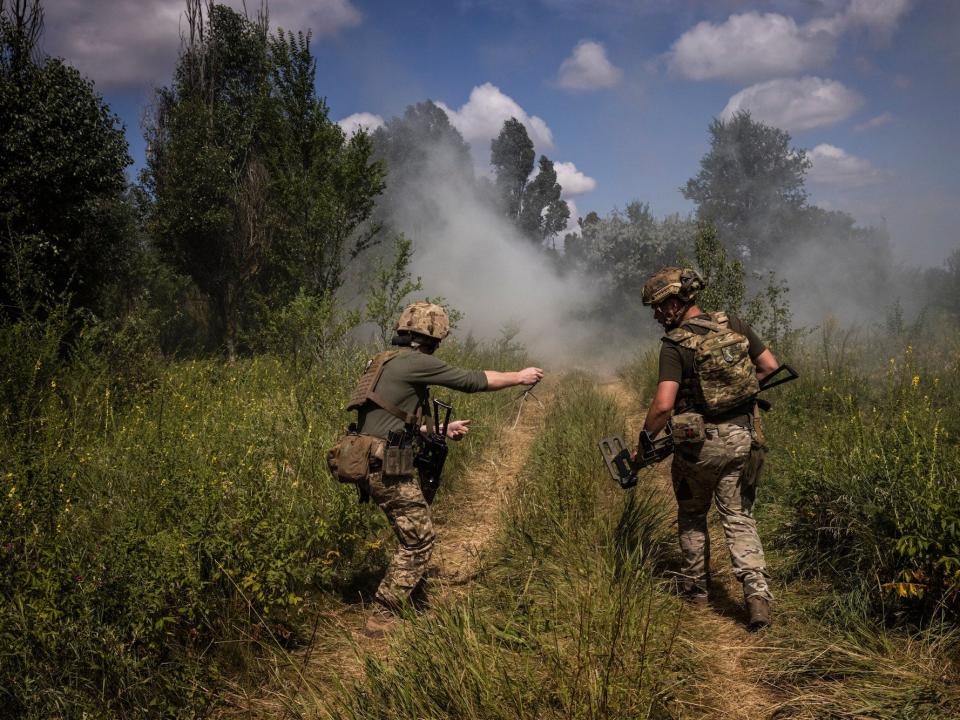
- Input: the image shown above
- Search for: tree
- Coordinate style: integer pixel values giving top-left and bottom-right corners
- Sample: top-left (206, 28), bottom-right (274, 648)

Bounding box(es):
top-left (144, 1), bottom-right (273, 359)
top-left (0, 0), bottom-right (131, 319)
top-left (682, 110), bottom-right (810, 266)
top-left (491, 117), bottom-right (535, 219)
top-left (263, 29), bottom-right (384, 303)
top-left (364, 235), bottom-right (422, 347)
top-left (490, 118), bottom-right (569, 245)
top-left (144, 2), bottom-right (383, 358)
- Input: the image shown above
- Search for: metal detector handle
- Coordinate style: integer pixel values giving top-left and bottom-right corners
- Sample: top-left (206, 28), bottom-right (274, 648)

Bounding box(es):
top-left (433, 399), bottom-right (453, 437)
top-left (759, 363), bottom-right (799, 392)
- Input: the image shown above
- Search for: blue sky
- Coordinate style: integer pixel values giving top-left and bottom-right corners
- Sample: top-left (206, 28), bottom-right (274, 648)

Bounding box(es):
top-left (43, 0), bottom-right (960, 266)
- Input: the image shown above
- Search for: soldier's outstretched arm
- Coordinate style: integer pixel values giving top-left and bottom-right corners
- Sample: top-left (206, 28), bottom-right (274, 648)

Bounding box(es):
top-left (754, 349), bottom-right (779, 383)
top-left (483, 367), bottom-right (544, 390)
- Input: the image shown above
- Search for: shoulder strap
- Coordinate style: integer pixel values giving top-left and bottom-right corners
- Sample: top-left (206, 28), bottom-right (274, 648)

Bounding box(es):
top-left (346, 350), bottom-right (421, 426)
top-left (681, 314), bottom-right (723, 333)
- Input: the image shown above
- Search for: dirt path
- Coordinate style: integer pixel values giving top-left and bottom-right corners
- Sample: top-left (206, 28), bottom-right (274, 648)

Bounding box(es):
top-left (430, 380), bottom-right (553, 590)
top-left (599, 378), bottom-right (779, 719)
top-left (217, 381), bottom-right (555, 718)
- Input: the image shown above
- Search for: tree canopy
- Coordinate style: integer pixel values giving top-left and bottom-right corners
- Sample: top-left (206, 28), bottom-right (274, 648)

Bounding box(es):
top-left (0, 0), bottom-right (131, 319)
top-left (682, 110), bottom-right (809, 266)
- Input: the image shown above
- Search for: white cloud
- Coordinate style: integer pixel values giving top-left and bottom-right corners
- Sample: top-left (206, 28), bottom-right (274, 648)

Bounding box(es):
top-left (807, 144), bottom-right (888, 187)
top-left (668, 2), bottom-right (912, 83)
top-left (721, 76), bottom-right (863, 131)
top-left (554, 161), bottom-right (596, 196)
top-left (437, 83), bottom-right (554, 154)
top-left (338, 112), bottom-right (385, 136)
top-left (844, 0), bottom-right (911, 38)
top-left (667, 12), bottom-right (833, 82)
top-left (43, 0), bottom-right (361, 89)
top-left (557, 40), bottom-right (623, 91)
top-left (854, 111), bottom-right (894, 131)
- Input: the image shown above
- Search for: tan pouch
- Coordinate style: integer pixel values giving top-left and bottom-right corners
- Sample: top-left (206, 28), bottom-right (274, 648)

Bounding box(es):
top-left (326, 433), bottom-right (377, 483)
top-left (383, 446), bottom-right (415, 476)
top-left (672, 412), bottom-right (706, 444)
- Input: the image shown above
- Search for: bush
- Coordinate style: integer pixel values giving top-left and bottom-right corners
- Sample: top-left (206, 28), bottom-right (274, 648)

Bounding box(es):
top-left (764, 334), bottom-right (960, 620)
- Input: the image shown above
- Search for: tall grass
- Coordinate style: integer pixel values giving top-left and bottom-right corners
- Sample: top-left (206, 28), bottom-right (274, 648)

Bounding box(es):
top-left (763, 327), bottom-right (960, 620)
top-left (0, 310), bottom-right (523, 718)
top-left (331, 376), bottom-right (683, 720)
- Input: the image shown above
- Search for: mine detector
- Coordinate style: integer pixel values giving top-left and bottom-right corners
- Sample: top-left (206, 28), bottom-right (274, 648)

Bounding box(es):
top-left (599, 364), bottom-right (798, 489)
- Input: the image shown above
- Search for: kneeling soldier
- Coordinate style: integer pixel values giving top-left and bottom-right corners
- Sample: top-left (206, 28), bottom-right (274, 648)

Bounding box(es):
top-left (332, 301), bottom-right (543, 637)
top-left (640, 268), bottom-right (779, 630)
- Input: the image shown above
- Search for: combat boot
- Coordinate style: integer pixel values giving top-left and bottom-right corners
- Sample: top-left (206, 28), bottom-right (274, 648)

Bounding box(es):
top-left (362, 602), bottom-right (395, 639)
top-left (746, 596), bottom-right (771, 631)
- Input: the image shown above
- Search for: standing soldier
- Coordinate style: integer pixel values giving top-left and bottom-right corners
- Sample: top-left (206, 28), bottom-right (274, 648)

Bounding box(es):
top-left (329, 301), bottom-right (543, 637)
top-left (640, 268), bottom-right (779, 630)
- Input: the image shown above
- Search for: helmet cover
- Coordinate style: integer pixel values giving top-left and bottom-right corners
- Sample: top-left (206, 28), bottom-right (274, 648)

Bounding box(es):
top-left (396, 301), bottom-right (450, 341)
top-left (641, 267), bottom-right (705, 306)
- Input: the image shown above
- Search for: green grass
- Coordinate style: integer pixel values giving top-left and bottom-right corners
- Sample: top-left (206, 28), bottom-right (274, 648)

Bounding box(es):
top-left (330, 376), bottom-right (684, 720)
top-left (0, 312), bottom-right (524, 718)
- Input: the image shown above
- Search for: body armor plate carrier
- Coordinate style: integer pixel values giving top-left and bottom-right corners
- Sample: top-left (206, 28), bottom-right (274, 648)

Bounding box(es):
top-left (664, 312), bottom-right (760, 416)
top-left (346, 350), bottom-right (422, 426)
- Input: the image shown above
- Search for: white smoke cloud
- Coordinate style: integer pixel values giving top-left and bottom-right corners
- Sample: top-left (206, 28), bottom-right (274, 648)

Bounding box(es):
top-left (554, 161), bottom-right (596, 196)
top-left (374, 139), bottom-right (599, 362)
top-left (437, 83), bottom-right (554, 156)
top-left (556, 40), bottom-right (623, 91)
top-left (807, 144), bottom-right (888, 187)
top-left (338, 112), bottom-right (385, 136)
top-left (42, 0), bottom-right (362, 89)
top-left (668, 2), bottom-right (912, 82)
top-left (721, 76), bottom-right (863, 132)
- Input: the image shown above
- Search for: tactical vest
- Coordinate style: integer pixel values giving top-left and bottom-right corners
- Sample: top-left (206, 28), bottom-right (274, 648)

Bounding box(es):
top-left (346, 350), bottom-right (423, 426)
top-left (663, 312), bottom-right (760, 416)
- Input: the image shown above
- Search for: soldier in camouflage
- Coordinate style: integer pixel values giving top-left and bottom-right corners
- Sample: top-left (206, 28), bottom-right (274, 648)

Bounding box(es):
top-left (640, 268), bottom-right (780, 630)
top-left (349, 301), bottom-right (543, 637)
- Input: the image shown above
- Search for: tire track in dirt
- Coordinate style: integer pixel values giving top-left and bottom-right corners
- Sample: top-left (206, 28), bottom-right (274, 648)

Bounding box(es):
top-left (216, 380), bottom-right (556, 718)
top-left (598, 378), bottom-right (779, 720)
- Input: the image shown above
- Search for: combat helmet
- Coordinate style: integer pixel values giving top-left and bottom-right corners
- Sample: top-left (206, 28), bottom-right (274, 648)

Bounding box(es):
top-left (397, 301), bottom-right (450, 341)
top-left (641, 267), bottom-right (705, 306)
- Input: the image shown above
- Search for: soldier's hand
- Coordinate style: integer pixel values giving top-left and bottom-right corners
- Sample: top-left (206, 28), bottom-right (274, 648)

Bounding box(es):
top-left (517, 367), bottom-right (544, 386)
top-left (446, 419), bottom-right (471, 440)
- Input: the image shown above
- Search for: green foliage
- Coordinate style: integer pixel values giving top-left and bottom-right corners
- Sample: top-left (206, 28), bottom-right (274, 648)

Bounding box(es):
top-left (490, 117), bottom-right (535, 219)
top-left (144, 3), bottom-right (383, 358)
top-left (0, 304), bottom-right (531, 716)
top-left (260, 289), bottom-right (360, 374)
top-left (682, 110), bottom-right (809, 264)
top-left (689, 223), bottom-right (799, 353)
top-left (490, 118), bottom-right (569, 244)
top-left (0, 0), bottom-right (131, 318)
top-left (764, 334), bottom-right (960, 620)
top-left (364, 235), bottom-right (422, 346)
top-left (563, 203), bottom-right (694, 322)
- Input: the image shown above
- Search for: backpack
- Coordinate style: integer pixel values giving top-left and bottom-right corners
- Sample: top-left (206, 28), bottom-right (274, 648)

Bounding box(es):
top-left (664, 312), bottom-right (760, 415)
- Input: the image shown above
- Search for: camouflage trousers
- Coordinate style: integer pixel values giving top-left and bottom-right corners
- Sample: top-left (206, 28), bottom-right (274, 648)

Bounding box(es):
top-left (365, 467), bottom-right (435, 608)
top-left (671, 423), bottom-right (772, 601)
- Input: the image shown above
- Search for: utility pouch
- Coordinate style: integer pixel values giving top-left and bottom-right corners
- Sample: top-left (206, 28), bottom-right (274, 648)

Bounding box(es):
top-left (750, 408), bottom-right (768, 450)
top-left (326, 433), bottom-right (377, 483)
top-left (672, 412), bottom-right (706, 444)
top-left (743, 408), bottom-right (767, 488)
top-left (383, 446), bottom-right (415, 476)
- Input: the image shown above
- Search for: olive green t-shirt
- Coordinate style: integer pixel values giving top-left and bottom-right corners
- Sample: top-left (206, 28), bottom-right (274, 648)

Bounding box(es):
top-left (356, 349), bottom-right (488, 438)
